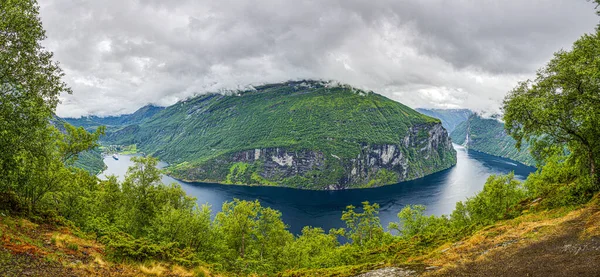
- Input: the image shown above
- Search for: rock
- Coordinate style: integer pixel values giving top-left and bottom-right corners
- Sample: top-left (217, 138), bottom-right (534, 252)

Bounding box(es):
top-left (452, 241), bottom-right (464, 247)
top-left (354, 267), bottom-right (417, 277)
top-left (496, 239), bottom-right (518, 248)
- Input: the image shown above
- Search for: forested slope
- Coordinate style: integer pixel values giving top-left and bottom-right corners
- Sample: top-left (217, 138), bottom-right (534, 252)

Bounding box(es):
top-left (450, 114), bottom-right (535, 166)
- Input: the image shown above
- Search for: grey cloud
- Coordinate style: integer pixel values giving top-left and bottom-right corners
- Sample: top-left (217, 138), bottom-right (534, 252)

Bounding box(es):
top-left (38, 0), bottom-right (598, 117)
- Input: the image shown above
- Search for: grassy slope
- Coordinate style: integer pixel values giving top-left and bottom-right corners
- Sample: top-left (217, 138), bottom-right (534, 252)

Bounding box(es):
top-left (423, 198), bottom-right (600, 276)
top-left (0, 216), bottom-right (216, 277)
top-left (416, 109), bottom-right (473, 133)
top-left (450, 114), bottom-right (535, 166)
top-left (103, 81), bottom-right (453, 188)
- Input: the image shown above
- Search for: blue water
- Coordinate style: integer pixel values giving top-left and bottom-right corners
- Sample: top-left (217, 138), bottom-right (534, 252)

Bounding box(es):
top-left (99, 144), bottom-right (536, 234)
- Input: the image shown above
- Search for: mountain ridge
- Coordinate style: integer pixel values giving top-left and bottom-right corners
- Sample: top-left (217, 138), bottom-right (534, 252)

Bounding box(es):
top-left (416, 108), bottom-right (473, 133)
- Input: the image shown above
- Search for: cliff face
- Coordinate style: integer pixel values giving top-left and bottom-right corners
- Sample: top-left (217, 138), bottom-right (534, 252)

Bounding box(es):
top-left (173, 121), bottom-right (456, 190)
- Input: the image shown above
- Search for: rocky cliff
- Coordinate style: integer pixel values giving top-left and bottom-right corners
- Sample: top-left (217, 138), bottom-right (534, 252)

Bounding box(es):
top-left (172, 121), bottom-right (455, 190)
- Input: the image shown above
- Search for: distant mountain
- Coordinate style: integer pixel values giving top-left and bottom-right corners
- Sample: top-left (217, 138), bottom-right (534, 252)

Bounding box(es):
top-left (63, 105), bottom-right (164, 132)
top-left (450, 114), bottom-right (535, 167)
top-left (96, 80), bottom-right (457, 190)
top-left (416, 108), bottom-right (473, 133)
top-left (50, 116), bottom-right (106, 174)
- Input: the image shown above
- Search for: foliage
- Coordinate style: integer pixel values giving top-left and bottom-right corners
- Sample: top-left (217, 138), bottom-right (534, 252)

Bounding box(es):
top-left (387, 174), bottom-right (525, 246)
top-left (524, 155), bottom-right (596, 208)
top-left (214, 199), bottom-right (293, 274)
top-left (341, 202), bottom-right (388, 247)
top-left (0, 0), bottom-right (75, 211)
top-left (461, 173), bottom-right (525, 226)
top-left (503, 29), bottom-right (600, 187)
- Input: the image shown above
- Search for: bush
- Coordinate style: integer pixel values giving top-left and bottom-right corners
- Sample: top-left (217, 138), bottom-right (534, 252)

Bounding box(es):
top-left (464, 173), bottom-right (525, 226)
top-left (525, 155), bottom-right (596, 207)
top-left (101, 232), bottom-right (197, 264)
top-left (389, 205), bottom-right (451, 244)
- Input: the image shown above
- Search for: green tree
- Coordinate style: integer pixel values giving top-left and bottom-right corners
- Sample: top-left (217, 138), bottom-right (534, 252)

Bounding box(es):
top-left (465, 174), bottom-right (524, 225)
top-left (0, 0), bottom-right (71, 192)
top-left (214, 199), bottom-right (293, 274)
top-left (283, 226), bottom-right (346, 269)
top-left (12, 124), bottom-right (102, 212)
top-left (120, 156), bottom-right (163, 236)
top-left (148, 204), bottom-right (214, 253)
top-left (341, 201), bottom-right (385, 247)
top-left (503, 30), bottom-right (600, 188)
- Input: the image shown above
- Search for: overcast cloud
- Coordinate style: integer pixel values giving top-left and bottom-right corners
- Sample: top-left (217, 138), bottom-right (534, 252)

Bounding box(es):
top-left (38, 0), bottom-right (599, 117)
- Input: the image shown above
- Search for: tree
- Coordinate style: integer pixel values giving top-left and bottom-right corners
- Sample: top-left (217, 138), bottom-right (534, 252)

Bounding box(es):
top-left (341, 201), bottom-right (385, 247)
top-left (283, 226), bottom-right (343, 269)
top-left (214, 199), bottom-right (292, 274)
top-left (12, 123), bottom-right (102, 212)
top-left (0, 0), bottom-right (71, 192)
top-left (120, 156), bottom-right (164, 236)
top-left (503, 30), bottom-right (600, 188)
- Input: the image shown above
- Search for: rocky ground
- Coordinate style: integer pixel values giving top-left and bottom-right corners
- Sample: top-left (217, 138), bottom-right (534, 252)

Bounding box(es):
top-left (355, 199), bottom-right (600, 277)
top-left (426, 203), bottom-right (600, 277)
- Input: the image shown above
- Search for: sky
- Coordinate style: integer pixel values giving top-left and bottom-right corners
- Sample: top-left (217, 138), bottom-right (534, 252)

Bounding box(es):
top-left (39, 0), bottom-right (599, 118)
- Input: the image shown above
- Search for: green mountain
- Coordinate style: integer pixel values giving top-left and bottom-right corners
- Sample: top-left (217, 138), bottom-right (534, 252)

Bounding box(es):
top-left (450, 114), bottom-right (535, 166)
top-left (99, 81), bottom-right (457, 190)
top-left (416, 108), bottom-right (473, 133)
top-left (63, 105), bottom-right (164, 132)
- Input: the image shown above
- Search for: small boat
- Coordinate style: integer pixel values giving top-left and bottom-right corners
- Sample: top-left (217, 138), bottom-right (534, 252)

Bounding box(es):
top-left (112, 154), bottom-right (119, 160)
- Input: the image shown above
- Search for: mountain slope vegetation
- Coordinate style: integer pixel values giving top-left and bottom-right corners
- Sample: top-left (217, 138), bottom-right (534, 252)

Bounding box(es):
top-left (450, 114), bottom-right (535, 166)
top-left (416, 108), bottom-right (473, 133)
top-left (102, 81), bottom-right (456, 189)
